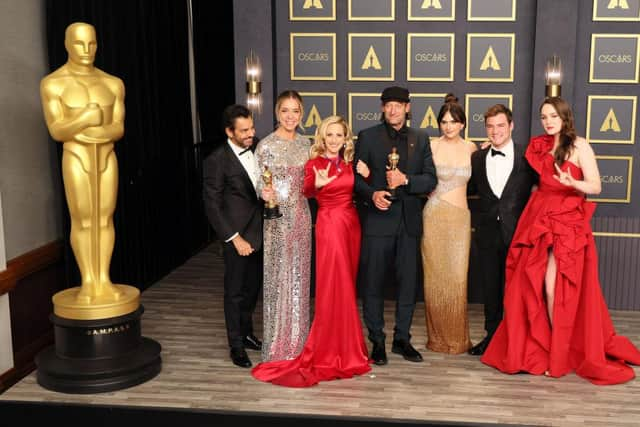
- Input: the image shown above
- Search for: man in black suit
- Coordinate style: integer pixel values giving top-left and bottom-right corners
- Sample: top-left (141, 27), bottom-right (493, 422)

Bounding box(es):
top-left (354, 86), bottom-right (437, 365)
top-left (203, 104), bottom-right (263, 367)
top-left (468, 104), bottom-right (536, 356)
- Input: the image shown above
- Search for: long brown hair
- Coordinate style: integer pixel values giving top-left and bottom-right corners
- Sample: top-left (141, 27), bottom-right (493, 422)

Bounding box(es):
top-left (541, 97), bottom-right (577, 165)
top-left (437, 93), bottom-right (466, 127)
top-left (309, 115), bottom-right (355, 163)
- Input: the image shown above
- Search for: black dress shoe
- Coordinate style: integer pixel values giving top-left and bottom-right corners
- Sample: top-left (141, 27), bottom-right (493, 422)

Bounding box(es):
top-left (230, 347), bottom-right (252, 368)
top-left (370, 341), bottom-right (388, 365)
top-left (243, 334), bottom-right (262, 351)
top-left (468, 337), bottom-right (491, 356)
top-left (392, 339), bottom-right (423, 362)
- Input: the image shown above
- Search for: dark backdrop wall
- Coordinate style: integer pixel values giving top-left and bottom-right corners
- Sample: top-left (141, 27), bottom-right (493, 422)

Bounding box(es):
top-left (234, 0), bottom-right (640, 310)
top-left (45, 0), bottom-right (219, 291)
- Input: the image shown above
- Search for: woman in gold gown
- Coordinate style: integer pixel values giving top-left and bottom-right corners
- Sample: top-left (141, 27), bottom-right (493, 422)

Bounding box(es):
top-left (422, 94), bottom-right (477, 354)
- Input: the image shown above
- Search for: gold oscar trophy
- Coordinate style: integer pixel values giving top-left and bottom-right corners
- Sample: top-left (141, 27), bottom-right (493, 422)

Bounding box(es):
top-left (262, 166), bottom-right (283, 219)
top-left (36, 22), bottom-right (160, 393)
top-left (386, 146), bottom-right (400, 201)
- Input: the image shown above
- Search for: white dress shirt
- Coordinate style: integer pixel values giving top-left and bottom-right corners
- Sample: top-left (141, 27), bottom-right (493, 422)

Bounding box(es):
top-left (486, 139), bottom-right (514, 199)
top-left (225, 139), bottom-right (258, 242)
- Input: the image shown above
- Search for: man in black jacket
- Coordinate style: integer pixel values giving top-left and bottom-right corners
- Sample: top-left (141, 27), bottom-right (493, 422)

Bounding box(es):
top-left (354, 86), bottom-right (438, 365)
top-left (203, 105), bottom-right (263, 367)
top-left (468, 104), bottom-right (536, 355)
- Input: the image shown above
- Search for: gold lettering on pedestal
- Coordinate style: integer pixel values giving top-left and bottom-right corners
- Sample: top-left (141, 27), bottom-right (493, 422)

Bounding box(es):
top-left (86, 323), bottom-right (131, 336)
top-left (480, 46), bottom-right (501, 71)
top-left (420, 106), bottom-right (438, 129)
top-left (600, 108), bottom-right (622, 132)
top-left (305, 104), bottom-right (323, 128)
top-left (303, 0), bottom-right (324, 9)
top-left (361, 46), bottom-right (382, 70)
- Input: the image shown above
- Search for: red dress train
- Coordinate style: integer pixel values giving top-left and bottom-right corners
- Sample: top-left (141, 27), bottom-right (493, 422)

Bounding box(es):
top-left (251, 156), bottom-right (371, 387)
top-left (481, 134), bottom-right (640, 385)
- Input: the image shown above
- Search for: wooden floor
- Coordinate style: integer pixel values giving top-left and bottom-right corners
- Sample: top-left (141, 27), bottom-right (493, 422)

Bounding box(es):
top-left (2, 243), bottom-right (640, 426)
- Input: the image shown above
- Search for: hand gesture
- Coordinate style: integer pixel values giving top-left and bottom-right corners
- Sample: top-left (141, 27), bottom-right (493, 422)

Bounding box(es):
top-left (553, 163), bottom-right (575, 188)
top-left (232, 235), bottom-right (254, 256)
top-left (372, 190), bottom-right (392, 211)
top-left (356, 160), bottom-right (370, 178)
top-left (313, 163), bottom-right (337, 189)
top-left (261, 186), bottom-right (276, 203)
top-left (386, 168), bottom-right (406, 189)
top-left (479, 141), bottom-right (491, 150)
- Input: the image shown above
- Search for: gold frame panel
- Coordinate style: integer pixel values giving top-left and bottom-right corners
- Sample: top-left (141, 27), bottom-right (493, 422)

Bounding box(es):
top-left (592, 0), bottom-right (640, 22)
top-left (586, 95), bottom-right (637, 144)
top-left (290, 33), bottom-right (337, 81)
top-left (463, 93), bottom-right (513, 141)
top-left (466, 33), bottom-right (516, 82)
top-left (348, 0), bottom-right (396, 21)
top-left (589, 34), bottom-right (640, 83)
top-left (408, 0), bottom-right (456, 21)
top-left (289, 0), bottom-right (336, 21)
top-left (299, 92), bottom-right (337, 138)
top-left (405, 93), bottom-right (448, 128)
top-left (588, 155), bottom-right (633, 203)
top-left (348, 92), bottom-right (382, 136)
top-left (348, 33), bottom-right (396, 81)
top-left (407, 33), bottom-right (455, 81)
top-left (467, 0), bottom-right (517, 21)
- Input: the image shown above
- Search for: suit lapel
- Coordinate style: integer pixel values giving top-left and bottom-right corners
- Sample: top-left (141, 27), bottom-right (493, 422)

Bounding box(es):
top-left (501, 143), bottom-right (523, 196)
top-left (478, 149), bottom-right (495, 197)
top-left (224, 144), bottom-right (257, 200)
top-left (407, 131), bottom-right (416, 169)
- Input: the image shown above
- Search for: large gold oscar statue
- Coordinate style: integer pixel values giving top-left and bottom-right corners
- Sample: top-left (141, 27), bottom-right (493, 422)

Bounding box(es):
top-left (41, 22), bottom-right (139, 320)
top-left (36, 22), bottom-right (160, 394)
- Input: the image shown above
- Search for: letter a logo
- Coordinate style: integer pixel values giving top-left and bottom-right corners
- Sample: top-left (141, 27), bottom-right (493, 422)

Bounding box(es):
top-left (421, 0), bottom-right (442, 9)
top-left (480, 46), bottom-right (501, 71)
top-left (304, 104), bottom-right (323, 128)
top-left (361, 46), bottom-right (382, 70)
top-left (607, 0), bottom-right (629, 9)
top-left (600, 108), bottom-right (622, 132)
top-left (420, 106), bottom-right (438, 129)
top-left (303, 0), bottom-right (324, 9)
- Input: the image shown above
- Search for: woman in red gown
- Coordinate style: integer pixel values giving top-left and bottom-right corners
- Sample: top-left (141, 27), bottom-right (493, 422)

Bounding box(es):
top-left (252, 115), bottom-right (371, 387)
top-left (481, 97), bottom-right (640, 385)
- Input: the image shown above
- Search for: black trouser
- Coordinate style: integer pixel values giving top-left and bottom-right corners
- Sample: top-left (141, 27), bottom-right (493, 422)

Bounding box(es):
top-left (361, 220), bottom-right (419, 344)
top-left (476, 220), bottom-right (508, 338)
top-left (222, 243), bottom-right (262, 348)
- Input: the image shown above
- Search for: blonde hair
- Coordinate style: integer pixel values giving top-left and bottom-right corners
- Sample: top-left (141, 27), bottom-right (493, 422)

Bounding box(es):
top-left (310, 115), bottom-right (355, 163)
top-left (274, 90), bottom-right (305, 132)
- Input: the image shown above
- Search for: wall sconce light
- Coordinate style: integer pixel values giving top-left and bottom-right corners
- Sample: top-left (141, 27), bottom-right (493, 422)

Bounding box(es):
top-left (545, 54), bottom-right (562, 98)
top-left (246, 50), bottom-right (262, 115)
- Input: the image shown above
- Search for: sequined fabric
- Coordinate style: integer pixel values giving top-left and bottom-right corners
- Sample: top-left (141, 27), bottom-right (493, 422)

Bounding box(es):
top-left (422, 164), bottom-right (472, 354)
top-left (255, 132), bottom-right (312, 361)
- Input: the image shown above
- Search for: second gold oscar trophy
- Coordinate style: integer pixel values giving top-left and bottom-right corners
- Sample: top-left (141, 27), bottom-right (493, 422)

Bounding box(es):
top-left (386, 146), bottom-right (400, 201)
top-left (262, 166), bottom-right (283, 219)
top-left (35, 22), bottom-right (161, 393)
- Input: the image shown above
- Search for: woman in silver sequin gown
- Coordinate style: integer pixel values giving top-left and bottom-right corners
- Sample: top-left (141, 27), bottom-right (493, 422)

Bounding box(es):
top-left (422, 94), bottom-right (477, 354)
top-left (255, 90), bottom-right (312, 362)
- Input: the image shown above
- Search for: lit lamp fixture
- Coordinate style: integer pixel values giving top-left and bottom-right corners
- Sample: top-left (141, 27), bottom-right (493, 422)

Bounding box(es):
top-left (246, 50), bottom-right (262, 114)
top-left (545, 54), bottom-right (562, 98)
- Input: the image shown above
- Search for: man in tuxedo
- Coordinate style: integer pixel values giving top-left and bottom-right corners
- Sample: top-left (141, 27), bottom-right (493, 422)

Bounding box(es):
top-left (354, 86), bottom-right (437, 365)
top-left (203, 104), bottom-right (263, 367)
top-left (468, 104), bottom-right (536, 355)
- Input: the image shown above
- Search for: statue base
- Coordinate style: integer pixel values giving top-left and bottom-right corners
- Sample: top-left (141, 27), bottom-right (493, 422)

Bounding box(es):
top-left (263, 205), bottom-right (283, 220)
top-left (35, 305), bottom-right (161, 394)
top-left (53, 284), bottom-right (140, 320)
top-left (386, 188), bottom-right (398, 202)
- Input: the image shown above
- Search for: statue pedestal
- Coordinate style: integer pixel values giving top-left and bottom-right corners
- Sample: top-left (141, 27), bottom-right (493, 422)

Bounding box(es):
top-left (35, 304), bottom-right (161, 394)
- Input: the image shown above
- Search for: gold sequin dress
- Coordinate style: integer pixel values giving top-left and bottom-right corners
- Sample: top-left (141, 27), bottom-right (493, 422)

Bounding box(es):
top-left (421, 163), bottom-right (472, 354)
top-left (255, 132), bottom-right (312, 362)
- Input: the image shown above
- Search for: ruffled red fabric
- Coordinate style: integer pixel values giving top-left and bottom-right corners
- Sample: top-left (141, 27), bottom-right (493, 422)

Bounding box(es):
top-left (251, 157), bottom-right (371, 387)
top-left (481, 134), bottom-right (640, 385)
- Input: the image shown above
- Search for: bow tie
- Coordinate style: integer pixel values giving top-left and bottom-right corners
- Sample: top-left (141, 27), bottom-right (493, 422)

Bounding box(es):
top-left (239, 147), bottom-right (252, 156)
top-left (490, 148), bottom-right (505, 157)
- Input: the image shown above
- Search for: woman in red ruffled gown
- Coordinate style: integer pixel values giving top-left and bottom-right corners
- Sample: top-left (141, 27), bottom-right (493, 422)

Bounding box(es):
top-left (481, 97), bottom-right (640, 385)
top-left (252, 115), bottom-right (371, 387)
